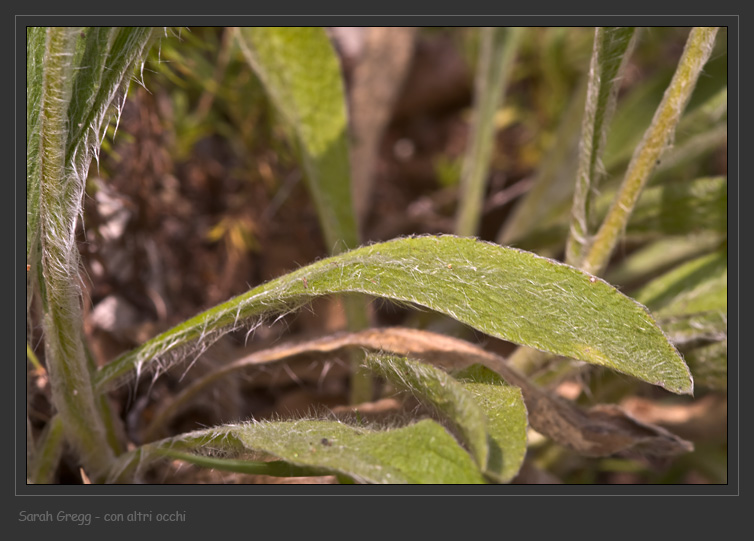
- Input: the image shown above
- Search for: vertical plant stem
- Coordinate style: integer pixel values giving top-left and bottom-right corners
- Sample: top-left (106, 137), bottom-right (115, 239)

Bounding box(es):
top-left (566, 27), bottom-right (637, 266)
top-left (455, 27), bottom-right (522, 237)
top-left (27, 342), bottom-right (44, 372)
top-left (37, 27), bottom-right (114, 480)
top-left (581, 27), bottom-right (719, 276)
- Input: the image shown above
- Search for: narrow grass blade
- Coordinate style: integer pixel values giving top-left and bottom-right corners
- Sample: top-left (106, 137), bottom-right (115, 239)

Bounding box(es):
top-left (29, 415), bottom-right (65, 484)
top-left (583, 27), bottom-right (720, 276)
top-left (140, 420), bottom-right (488, 484)
top-left (455, 27), bottom-right (523, 237)
top-left (633, 249), bottom-right (727, 317)
top-left (236, 27), bottom-right (359, 253)
top-left (604, 76), bottom-right (726, 176)
top-left (567, 27), bottom-right (637, 266)
top-left (605, 233), bottom-right (724, 289)
top-left (659, 312), bottom-right (727, 346)
top-left (97, 235), bottom-right (692, 394)
top-left (498, 76), bottom-right (586, 246)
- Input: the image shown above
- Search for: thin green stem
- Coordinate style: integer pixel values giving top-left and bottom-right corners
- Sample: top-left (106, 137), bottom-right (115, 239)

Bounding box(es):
top-left (566, 27), bottom-right (637, 266)
top-left (582, 27), bottom-right (719, 276)
top-left (455, 27), bottom-right (522, 237)
top-left (26, 343), bottom-right (44, 372)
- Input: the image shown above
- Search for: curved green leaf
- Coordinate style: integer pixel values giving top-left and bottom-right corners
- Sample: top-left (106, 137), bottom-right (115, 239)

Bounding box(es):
top-left (454, 365), bottom-right (528, 483)
top-left (143, 420), bottom-right (487, 484)
top-left (97, 235), bottom-right (692, 394)
top-left (365, 354), bottom-right (491, 470)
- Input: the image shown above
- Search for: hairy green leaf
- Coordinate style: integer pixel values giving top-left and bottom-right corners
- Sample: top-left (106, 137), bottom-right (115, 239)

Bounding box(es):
top-left (454, 365), bottom-right (528, 482)
top-left (98, 235), bottom-right (692, 394)
top-left (145, 420), bottom-right (488, 484)
top-left (365, 354), bottom-right (491, 470)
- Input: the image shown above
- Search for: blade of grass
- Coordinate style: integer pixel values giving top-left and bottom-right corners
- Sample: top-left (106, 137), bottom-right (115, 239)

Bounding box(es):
top-left (511, 176), bottom-right (727, 254)
top-left (497, 74), bottom-right (586, 247)
top-left (582, 27), bottom-right (719, 276)
top-left (455, 27), bottom-right (523, 237)
top-left (26, 342), bottom-right (44, 372)
top-left (633, 248), bottom-right (727, 316)
top-left (566, 27), bottom-right (638, 266)
top-left (605, 232), bottom-right (723, 288)
top-left (97, 235), bottom-right (692, 395)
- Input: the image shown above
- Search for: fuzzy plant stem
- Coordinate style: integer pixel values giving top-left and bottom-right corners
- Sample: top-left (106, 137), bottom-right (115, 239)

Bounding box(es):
top-left (37, 27), bottom-right (115, 480)
top-left (581, 26), bottom-right (719, 276)
top-left (566, 27), bottom-right (637, 267)
top-left (508, 27), bottom-right (719, 377)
